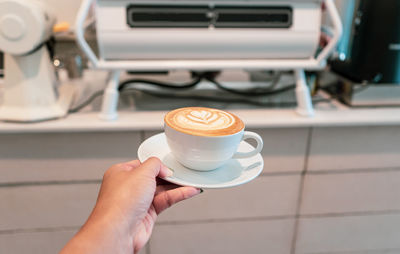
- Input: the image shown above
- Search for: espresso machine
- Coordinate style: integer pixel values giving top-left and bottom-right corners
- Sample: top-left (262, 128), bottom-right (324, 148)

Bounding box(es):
top-left (75, 0), bottom-right (342, 120)
top-left (329, 0), bottom-right (400, 106)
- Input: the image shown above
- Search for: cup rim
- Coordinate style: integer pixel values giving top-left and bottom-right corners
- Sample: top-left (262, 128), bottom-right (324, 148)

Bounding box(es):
top-left (164, 122), bottom-right (245, 138)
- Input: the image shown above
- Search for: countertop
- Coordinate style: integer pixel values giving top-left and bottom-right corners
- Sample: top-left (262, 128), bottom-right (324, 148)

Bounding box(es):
top-left (1, 106), bottom-right (400, 134)
top-left (1, 70), bottom-right (400, 134)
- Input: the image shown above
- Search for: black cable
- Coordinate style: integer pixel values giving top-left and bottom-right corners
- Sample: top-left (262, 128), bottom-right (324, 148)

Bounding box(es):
top-left (20, 36), bottom-right (55, 58)
top-left (121, 87), bottom-right (332, 107)
top-left (68, 90), bottom-right (104, 113)
top-left (123, 87), bottom-right (296, 107)
top-left (69, 72), bottom-right (331, 113)
top-left (119, 72), bottom-right (295, 97)
top-left (319, 81), bottom-right (371, 105)
top-left (118, 74), bottom-right (204, 91)
top-left (69, 86), bottom-right (333, 114)
top-left (205, 77), bottom-right (296, 97)
top-left (69, 74), bottom-right (205, 114)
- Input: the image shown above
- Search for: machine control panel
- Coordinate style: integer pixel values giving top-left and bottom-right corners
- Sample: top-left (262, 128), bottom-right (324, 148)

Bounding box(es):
top-left (127, 4), bottom-right (292, 28)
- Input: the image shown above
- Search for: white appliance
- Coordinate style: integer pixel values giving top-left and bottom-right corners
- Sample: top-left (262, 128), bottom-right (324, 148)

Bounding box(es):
top-left (76, 0), bottom-right (342, 120)
top-left (97, 1), bottom-right (320, 60)
top-left (0, 0), bottom-right (75, 122)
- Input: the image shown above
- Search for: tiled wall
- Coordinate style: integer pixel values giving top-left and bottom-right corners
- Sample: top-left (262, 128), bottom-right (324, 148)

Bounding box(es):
top-left (1, 126), bottom-right (400, 254)
top-left (296, 126), bottom-right (400, 254)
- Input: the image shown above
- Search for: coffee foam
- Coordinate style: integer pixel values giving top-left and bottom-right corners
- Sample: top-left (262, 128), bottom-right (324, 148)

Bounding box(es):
top-left (165, 107), bottom-right (244, 136)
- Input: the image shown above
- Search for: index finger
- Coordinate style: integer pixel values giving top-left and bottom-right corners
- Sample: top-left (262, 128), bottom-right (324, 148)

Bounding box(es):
top-left (121, 160), bottom-right (141, 170)
top-left (138, 157), bottom-right (173, 178)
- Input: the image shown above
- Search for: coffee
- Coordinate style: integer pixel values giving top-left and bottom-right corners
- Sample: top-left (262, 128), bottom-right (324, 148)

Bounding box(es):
top-left (165, 107), bottom-right (244, 137)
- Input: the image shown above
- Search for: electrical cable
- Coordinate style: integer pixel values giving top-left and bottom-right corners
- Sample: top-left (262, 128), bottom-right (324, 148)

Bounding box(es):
top-left (68, 86), bottom-right (333, 113)
top-left (261, 72), bottom-right (282, 91)
top-left (245, 70), bottom-right (283, 90)
top-left (119, 71), bottom-right (295, 97)
top-left (118, 74), bottom-right (204, 91)
top-left (121, 87), bottom-right (332, 107)
top-left (69, 72), bottom-right (332, 113)
top-left (124, 88), bottom-right (296, 107)
top-left (68, 90), bottom-right (104, 113)
top-left (204, 76), bottom-right (296, 97)
top-left (69, 74), bottom-right (205, 113)
top-left (319, 80), bottom-right (372, 105)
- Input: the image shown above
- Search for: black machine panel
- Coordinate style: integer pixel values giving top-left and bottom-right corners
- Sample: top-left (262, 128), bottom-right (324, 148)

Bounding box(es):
top-left (126, 4), bottom-right (292, 28)
top-left (0, 51), bottom-right (3, 77)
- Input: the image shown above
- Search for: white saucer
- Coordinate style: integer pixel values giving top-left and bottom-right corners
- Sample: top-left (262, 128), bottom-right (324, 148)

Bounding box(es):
top-left (137, 133), bottom-right (264, 189)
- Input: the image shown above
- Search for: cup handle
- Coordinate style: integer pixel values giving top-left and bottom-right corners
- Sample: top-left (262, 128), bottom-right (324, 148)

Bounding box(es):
top-left (232, 131), bottom-right (263, 159)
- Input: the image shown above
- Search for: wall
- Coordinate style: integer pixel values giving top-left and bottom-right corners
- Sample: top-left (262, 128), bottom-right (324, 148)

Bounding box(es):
top-left (1, 126), bottom-right (400, 253)
top-left (41, 0), bottom-right (83, 25)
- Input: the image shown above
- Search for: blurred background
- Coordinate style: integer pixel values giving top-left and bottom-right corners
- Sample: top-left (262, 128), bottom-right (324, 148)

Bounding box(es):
top-left (1, 0), bottom-right (400, 253)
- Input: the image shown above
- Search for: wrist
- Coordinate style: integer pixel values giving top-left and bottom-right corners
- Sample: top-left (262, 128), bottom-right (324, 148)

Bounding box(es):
top-left (61, 209), bottom-right (134, 254)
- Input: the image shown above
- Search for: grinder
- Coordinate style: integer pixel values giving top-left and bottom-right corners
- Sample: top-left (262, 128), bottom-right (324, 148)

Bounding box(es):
top-left (0, 0), bottom-right (75, 122)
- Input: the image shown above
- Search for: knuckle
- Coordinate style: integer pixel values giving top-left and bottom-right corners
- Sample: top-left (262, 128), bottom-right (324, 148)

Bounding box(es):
top-left (124, 159), bottom-right (141, 166)
top-left (103, 163), bottom-right (120, 178)
top-left (178, 188), bottom-right (188, 200)
top-left (147, 157), bottom-right (161, 164)
top-left (163, 192), bottom-right (174, 208)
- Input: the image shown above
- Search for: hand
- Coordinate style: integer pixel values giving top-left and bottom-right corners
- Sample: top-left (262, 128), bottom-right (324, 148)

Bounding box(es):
top-left (60, 157), bottom-right (201, 254)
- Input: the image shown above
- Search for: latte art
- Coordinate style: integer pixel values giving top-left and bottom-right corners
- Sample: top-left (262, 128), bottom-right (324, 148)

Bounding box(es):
top-left (187, 110), bottom-right (218, 124)
top-left (178, 109), bottom-right (234, 130)
top-left (165, 107), bottom-right (244, 136)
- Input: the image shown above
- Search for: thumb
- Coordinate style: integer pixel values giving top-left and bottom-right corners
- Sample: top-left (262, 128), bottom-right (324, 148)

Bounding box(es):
top-left (138, 157), bottom-right (173, 178)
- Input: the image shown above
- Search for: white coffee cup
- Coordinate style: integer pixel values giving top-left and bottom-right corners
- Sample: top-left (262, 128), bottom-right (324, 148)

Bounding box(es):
top-left (164, 123), bottom-right (263, 171)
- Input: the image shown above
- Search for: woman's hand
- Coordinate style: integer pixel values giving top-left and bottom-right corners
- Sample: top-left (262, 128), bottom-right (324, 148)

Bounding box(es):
top-left (60, 157), bottom-right (201, 254)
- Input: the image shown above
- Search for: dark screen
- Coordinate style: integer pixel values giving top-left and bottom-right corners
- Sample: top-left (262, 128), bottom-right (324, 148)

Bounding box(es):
top-left (0, 51), bottom-right (3, 77)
